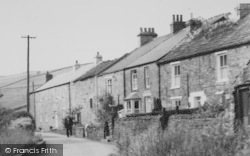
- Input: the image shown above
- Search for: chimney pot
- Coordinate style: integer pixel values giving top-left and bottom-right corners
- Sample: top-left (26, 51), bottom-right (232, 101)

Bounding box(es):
top-left (95, 52), bottom-right (103, 65)
top-left (73, 60), bottom-right (80, 70)
top-left (46, 71), bottom-right (53, 82)
top-left (171, 14), bottom-right (186, 34)
top-left (138, 27), bottom-right (158, 46)
top-left (140, 27), bottom-right (143, 32)
top-left (239, 3), bottom-right (250, 19)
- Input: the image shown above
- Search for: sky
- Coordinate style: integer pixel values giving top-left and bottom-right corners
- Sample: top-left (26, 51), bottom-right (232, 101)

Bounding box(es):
top-left (0, 0), bottom-right (248, 76)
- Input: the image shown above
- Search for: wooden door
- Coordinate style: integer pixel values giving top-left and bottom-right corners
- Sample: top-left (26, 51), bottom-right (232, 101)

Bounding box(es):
top-left (241, 90), bottom-right (250, 126)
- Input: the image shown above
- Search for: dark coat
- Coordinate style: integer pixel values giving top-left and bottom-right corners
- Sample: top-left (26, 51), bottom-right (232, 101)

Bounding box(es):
top-left (64, 117), bottom-right (73, 129)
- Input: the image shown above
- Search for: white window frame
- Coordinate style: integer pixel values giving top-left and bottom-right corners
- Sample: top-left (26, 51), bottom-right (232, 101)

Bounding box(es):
top-left (126, 101), bottom-right (132, 114)
top-left (216, 51), bottom-right (229, 83)
top-left (188, 91), bottom-right (207, 108)
top-left (131, 70), bottom-right (138, 91)
top-left (171, 62), bottom-right (181, 89)
top-left (170, 96), bottom-right (182, 110)
top-left (40, 113), bottom-right (42, 122)
top-left (107, 79), bottom-right (112, 94)
top-left (144, 67), bottom-right (150, 89)
top-left (134, 100), bottom-right (141, 114)
top-left (144, 96), bottom-right (152, 113)
top-left (45, 113), bottom-right (48, 122)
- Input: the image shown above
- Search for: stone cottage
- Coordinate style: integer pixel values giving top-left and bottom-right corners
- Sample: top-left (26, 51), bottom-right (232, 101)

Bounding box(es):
top-left (122, 16), bottom-right (191, 116)
top-left (157, 4), bottom-right (250, 116)
top-left (71, 54), bottom-right (119, 126)
top-left (31, 61), bottom-right (94, 131)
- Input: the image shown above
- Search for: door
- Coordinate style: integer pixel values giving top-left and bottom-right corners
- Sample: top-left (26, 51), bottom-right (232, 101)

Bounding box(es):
top-left (145, 97), bottom-right (152, 113)
top-left (54, 111), bottom-right (59, 129)
top-left (241, 91), bottom-right (250, 126)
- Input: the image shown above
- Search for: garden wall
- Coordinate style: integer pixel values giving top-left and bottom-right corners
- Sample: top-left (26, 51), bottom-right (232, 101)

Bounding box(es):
top-left (114, 111), bottom-right (235, 152)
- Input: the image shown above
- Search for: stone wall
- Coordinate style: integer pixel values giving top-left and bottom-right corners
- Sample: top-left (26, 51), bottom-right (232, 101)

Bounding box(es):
top-left (114, 115), bottom-right (160, 141)
top-left (98, 71), bottom-right (124, 105)
top-left (35, 84), bottom-right (70, 131)
top-left (124, 63), bottom-right (160, 111)
top-left (160, 44), bottom-right (250, 113)
top-left (71, 78), bottom-right (98, 126)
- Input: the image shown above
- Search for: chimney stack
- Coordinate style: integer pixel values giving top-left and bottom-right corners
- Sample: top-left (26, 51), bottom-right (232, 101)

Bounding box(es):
top-left (239, 3), bottom-right (250, 19)
top-left (95, 52), bottom-right (103, 65)
top-left (170, 14), bottom-right (186, 34)
top-left (73, 60), bottom-right (81, 71)
top-left (138, 27), bottom-right (158, 46)
top-left (46, 71), bottom-right (53, 82)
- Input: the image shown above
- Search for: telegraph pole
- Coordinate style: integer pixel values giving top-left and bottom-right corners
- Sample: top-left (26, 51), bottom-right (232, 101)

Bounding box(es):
top-left (22, 35), bottom-right (36, 113)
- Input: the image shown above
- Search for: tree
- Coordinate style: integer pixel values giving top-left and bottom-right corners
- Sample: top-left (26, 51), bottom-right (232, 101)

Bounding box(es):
top-left (96, 94), bottom-right (118, 138)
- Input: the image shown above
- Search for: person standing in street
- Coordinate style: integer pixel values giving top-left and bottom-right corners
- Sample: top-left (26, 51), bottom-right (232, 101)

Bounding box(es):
top-left (64, 115), bottom-right (73, 137)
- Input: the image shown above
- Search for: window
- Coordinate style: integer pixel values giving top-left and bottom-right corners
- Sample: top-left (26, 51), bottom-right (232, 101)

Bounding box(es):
top-left (76, 113), bottom-right (81, 123)
top-left (145, 97), bottom-right (152, 113)
top-left (90, 99), bottom-right (93, 109)
top-left (217, 52), bottom-right (229, 82)
top-left (171, 63), bottom-right (181, 88)
top-left (194, 96), bottom-right (201, 108)
top-left (170, 96), bottom-right (182, 110)
top-left (188, 91), bottom-right (207, 108)
top-left (45, 113), bottom-right (48, 122)
top-left (172, 100), bottom-right (181, 110)
top-left (127, 101), bottom-right (132, 114)
top-left (39, 113), bottom-right (42, 122)
top-left (62, 109), bottom-right (65, 119)
top-left (131, 70), bottom-right (138, 91)
top-left (144, 67), bottom-right (150, 88)
top-left (107, 79), bottom-right (112, 94)
top-left (134, 100), bottom-right (140, 114)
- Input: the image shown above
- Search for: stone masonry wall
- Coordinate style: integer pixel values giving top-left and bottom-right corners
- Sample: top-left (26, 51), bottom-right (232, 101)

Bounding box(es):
top-left (125, 63), bottom-right (160, 112)
top-left (71, 78), bottom-right (98, 126)
top-left (160, 44), bottom-right (250, 110)
top-left (35, 84), bottom-right (70, 131)
top-left (97, 71), bottom-right (124, 105)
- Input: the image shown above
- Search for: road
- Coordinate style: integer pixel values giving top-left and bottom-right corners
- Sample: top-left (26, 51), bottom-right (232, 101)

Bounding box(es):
top-left (36, 132), bottom-right (118, 156)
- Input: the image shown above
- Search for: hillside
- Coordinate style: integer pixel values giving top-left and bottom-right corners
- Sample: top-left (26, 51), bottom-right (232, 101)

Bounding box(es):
top-left (0, 65), bottom-right (87, 110)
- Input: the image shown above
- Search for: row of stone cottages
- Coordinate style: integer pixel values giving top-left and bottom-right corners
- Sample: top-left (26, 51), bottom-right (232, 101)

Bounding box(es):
top-left (31, 4), bottom-right (250, 131)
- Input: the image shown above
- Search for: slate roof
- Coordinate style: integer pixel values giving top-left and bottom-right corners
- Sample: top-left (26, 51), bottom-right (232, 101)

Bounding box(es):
top-left (34, 63), bottom-right (94, 92)
top-left (126, 27), bottom-right (190, 68)
top-left (74, 60), bottom-right (117, 82)
top-left (124, 92), bottom-right (141, 100)
top-left (159, 14), bottom-right (250, 64)
top-left (102, 35), bottom-right (169, 74)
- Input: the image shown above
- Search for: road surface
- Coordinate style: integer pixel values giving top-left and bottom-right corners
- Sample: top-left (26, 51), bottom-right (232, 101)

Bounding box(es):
top-left (36, 132), bottom-right (118, 156)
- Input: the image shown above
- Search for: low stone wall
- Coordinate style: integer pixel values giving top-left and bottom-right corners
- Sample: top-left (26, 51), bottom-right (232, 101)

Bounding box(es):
top-left (86, 125), bottom-right (104, 141)
top-left (114, 115), bottom-right (160, 149)
top-left (168, 112), bottom-right (234, 134)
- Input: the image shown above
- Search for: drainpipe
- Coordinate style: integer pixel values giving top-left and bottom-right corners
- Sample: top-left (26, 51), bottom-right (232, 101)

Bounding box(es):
top-left (123, 69), bottom-right (126, 99)
top-left (68, 83), bottom-right (72, 114)
top-left (157, 64), bottom-right (161, 101)
top-left (95, 76), bottom-right (98, 110)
